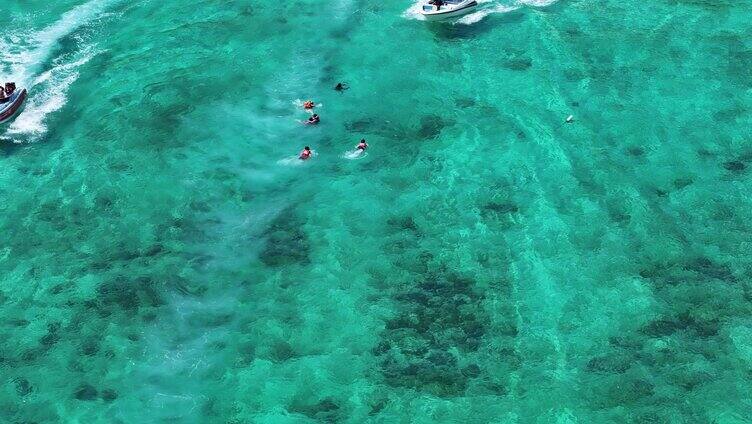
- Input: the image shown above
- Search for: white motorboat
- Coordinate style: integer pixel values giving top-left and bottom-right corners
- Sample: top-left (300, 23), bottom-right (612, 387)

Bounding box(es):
top-left (419, 0), bottom-right (479, 21)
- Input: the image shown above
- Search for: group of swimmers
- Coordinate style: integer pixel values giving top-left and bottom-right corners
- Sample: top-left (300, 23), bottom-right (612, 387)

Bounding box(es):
top-left (0, 82), bottom-right (17, 103)
top-left (298, 82), bottom-right (367, 161)
top-left (303, 100), bottom-right (320, 126)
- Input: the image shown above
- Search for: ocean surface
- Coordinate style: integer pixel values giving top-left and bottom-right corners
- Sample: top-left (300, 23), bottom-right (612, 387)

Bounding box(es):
top-left (2, 0), bottom-right (752, 422)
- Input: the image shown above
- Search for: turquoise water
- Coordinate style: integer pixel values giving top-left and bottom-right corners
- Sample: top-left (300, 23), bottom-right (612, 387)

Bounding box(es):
top-left (2, 0), bottom-right (752, 422)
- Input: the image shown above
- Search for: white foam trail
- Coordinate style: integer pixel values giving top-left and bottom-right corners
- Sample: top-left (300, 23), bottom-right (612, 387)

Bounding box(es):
top-left (518, 0), bottom-right (558, 6)
top-left (2, 0), bottom-right (116, 139)
top-left (330, 0), bottom-right (357, 22)
top-left (343, 149), bottom-right (367, 160)
top-left (7, 49), bottom-right (99, 137)
top-left (402, 0), bottom-right (428, 21)
top-left (278, 150), bottom-right (317, 166)
top-left (457, 4), bottom-right (519, 25)
top-left (7, 0), bottom-right (114, 84)
top-left (277, 156), bottom-right (306, 166)
top-left (134, 292), bottom-right (236, 421)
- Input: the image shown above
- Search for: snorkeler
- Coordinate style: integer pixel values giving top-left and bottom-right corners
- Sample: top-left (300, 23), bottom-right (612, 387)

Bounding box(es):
top-left (334, 82), bottom-right (349, 91)
top-left (303, 100), bottom-right (315, 109)
top-left (356, 138), bottom-right (368, 151)
top-left (299, 146), bottom-right (312, 160)
top-left (306, 114), bottom-right (320, 125)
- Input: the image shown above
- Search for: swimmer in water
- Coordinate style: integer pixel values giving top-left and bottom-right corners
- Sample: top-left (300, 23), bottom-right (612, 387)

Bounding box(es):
top-left (306, 114), bottom-right (320, 125)
top-left (303, 100), bottom-right (315, 109)
top-left (334, 82), bottom-right (348, 91)
top-left (299, 146), bottom-right (312, 160)
top-left (356, 138), bottom-right (368, 151)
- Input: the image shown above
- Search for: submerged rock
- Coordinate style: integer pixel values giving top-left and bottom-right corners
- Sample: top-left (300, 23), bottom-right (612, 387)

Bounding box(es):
top-left (585, 354), bottom-right (632, 374)
top-left (685, 257), bottom-right (735, 282)
top-left (502, 57), bottom-right (533, 71)
top-left (417, 115), bottom-right (448, 140)
top-left (40, 323), bottom-right (61, 348)
top-left (15, 378), bottom-right (32, 397)
top-left (455, 97), bottom-right (476, 108)
top-left (626, 146), bottom-right (645, 157)
top-left (81, 340), bottom-right (99, 356)
top-left (96, 276), bottom-right (164, 313)
top-left (461, 364), bottom-right (482, 378)
top-left (269, 341), bottom-right (296, 362)
top-left (387, 216), bottom-right (420, 233)
top-left (101, 389), bottom-right (118, 402)
top-left (483, 202), bottom-right (519, 214)
top-left (374, 269), bottom-right (491, 396)
top-left (723, 160), bottom-right (745, 172)
top-left (288, 398), bottom-right (340, 421)
top-left (74, 384), bottom-right (98, 401)
top-left (259, 207), bottom-right (310, 267)
top-left (641, 313), bottom-right (720, 339)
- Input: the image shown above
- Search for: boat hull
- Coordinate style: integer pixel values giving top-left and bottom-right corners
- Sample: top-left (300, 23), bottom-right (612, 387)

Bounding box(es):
top-left (420, 1), bottom-right (478, 21)
top-left (0, 88), bottom-right (28, 124)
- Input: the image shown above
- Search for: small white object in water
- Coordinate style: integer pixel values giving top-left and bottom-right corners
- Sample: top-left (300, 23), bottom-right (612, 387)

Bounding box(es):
top-left (344, 150), bottom-right (367, 160)
top-left (277, 156), bottom-right (304, 166)
top-left (566, 115), bottom-right (574, 123)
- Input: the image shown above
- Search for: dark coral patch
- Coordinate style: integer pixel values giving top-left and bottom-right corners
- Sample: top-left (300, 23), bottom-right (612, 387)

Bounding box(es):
top-left (585, 355), bottom-right (631, 374)
top-left (40, 323), bottom-right (61, 348)
top-left (96, 276), bottom-right (164, 313)
top-left (259, 207), bottom-right (310, 267)
top-left (626, 146), bottom-right (645, 157)
top-left (723, 160), bottom-right (745, 172)
top-left (417, 115), bottom-right (447, 140)
top-left (101, 389), bottom-right (118, 402)
top-left (15, 378), bottom-right (33, 397)
top-left (455, 97), bottom-right (476, 108)
top-left (375, 269), bottom-right (492, 396)
top-left (501, 57), bottom-right (533, 71)
top-left (288, 398), bottom-right (340, 422)
top-left (74, 384), bottom-right (98, 401)
top-left (640, 313), bottom-right (719, 338)
top-left (483, 202), bottom-right (519, 214)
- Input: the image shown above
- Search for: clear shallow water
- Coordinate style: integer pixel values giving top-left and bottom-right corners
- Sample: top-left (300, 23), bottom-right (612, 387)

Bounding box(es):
top-left (2, 0), bottom-right (752, 422)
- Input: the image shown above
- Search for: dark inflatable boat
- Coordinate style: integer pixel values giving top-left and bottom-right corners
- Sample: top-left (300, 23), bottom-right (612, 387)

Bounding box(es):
top-left (0, 88), bottom-right (28, 124)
